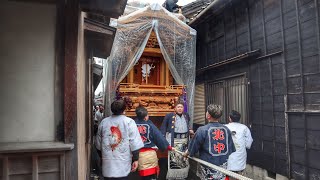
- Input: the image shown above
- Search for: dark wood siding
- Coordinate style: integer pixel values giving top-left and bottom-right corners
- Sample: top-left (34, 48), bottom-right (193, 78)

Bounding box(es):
top-left (194, 0), bottom-right (320, 179)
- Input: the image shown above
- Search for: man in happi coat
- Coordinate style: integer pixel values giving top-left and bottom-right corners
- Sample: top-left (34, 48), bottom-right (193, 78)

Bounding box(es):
top-left (188, 104), bottom-right (236, 180)
top-left (135, 106), bottom-right (173, 180)
top-left (96, 99), bottom-right (144, 180)
top-left (160, 101), bottom-right (194, 179)
top-left (225, 110), bottom-right (253, 180)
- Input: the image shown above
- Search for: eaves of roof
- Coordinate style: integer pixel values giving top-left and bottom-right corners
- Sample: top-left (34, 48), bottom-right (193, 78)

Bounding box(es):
top-left (80, 0), bottom-right (128, 18)
top-left (182, 0), bottom-right (212, 17)
top-left (181, 0), bottom-right (214, 20)
top-left (188, 0), bottom-right (237, 26)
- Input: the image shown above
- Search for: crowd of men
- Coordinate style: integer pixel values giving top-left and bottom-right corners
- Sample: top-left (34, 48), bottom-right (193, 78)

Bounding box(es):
top-left (94, 99), bottom-right (253, 180)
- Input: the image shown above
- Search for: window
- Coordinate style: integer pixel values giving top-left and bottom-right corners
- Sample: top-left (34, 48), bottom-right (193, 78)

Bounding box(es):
top-left (206, 75), bottom-right (249, 124)
top-left (193, 84), bottom-right (206, 125)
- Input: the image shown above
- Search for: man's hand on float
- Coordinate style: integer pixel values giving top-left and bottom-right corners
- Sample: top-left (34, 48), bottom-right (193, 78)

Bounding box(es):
top-left (182, 150), bottom-right (189, 161)
top-left (131, 161), bottom-right (138, 172)
top-left (189, 129), bottom-right (195, 138)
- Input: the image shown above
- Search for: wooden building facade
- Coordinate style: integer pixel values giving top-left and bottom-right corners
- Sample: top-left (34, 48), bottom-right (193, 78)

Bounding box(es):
top-left (190, 0), bottom-right (320, 179)
top-left (0, 0), bottom-right (127, 179)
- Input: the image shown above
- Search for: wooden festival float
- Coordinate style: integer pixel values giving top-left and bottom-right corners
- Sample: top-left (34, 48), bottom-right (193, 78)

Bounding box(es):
top-left (118, 31), bottom-right (185, 117)
top-left (106, 3), bottom-right (196, 127)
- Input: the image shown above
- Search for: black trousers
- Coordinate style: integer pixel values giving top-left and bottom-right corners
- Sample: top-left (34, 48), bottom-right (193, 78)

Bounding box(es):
top-left (141, 174), bottom-right (157, 180)
top-left (104, 176), bottom-right (128, 180)
top-left (158, 158), bottom-right (168, 180)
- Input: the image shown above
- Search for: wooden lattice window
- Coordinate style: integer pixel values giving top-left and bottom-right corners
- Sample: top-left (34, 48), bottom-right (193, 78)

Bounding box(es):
top-left (206, 75), bottom-right (249, 124)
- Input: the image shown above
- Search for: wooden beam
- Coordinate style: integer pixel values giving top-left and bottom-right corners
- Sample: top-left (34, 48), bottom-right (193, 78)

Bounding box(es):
top-left (316, 0), bottom-right (320, 73)
top-left (196, 49), bottom-right (260, 75)
top-left (64, 0), bottom-right (79, 145)
top-left (246, 0), bottom-right (252, 51)
top-left (54, 0), bottom-right (65, 142)
top-left (80, 0), bottom-right (128, 18)
top-left (143, 48), bottom-right (162, 55)
top-left (63, 0), bottom-right (80, 180)
top-left (0, 152), bottom-right (64, 158)
top-left (295, 0), bottom-right (308, 179)
top-left (295, 0), bottom-right (305, 110)
top-left (0, 142), bottom-right (74, 153)
top-left (84, 18), bottom-right (115, 36)
top-left (189, 0), bottom-right (240, 26)
top-left (259, 0), bottom-right (264, 160)
top-left (279, 0), bottom-right (291, 166)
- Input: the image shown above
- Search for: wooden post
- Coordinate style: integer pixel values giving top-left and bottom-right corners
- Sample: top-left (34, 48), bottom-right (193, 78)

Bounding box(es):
top-left (146, 64), bottom-right (149, 84)
top-left (279, 0), bottom-right (290, 176)
top-left (165, 63), bottom-right (169, 86)
top-left (32, 156), bottom-right (38, 180)
top-left (157, 62), bottom-right (160, 85)
top-left (142, 62), bottom-right (144, 84)
top-left (160, 59), bottom-right (165, 85)
top-left (60, 154), bottom-right (66, 180)
top-left (3, 157), bottom-right (8, 180)
top-left (129, 69), bottom-right (134, 83)
top-left (64, 0), bottom-right (79, 145)
top-left (63, 0), bottom-right (80, 179)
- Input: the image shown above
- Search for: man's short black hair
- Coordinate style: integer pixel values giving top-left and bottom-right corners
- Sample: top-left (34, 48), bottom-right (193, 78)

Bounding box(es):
top-left (175, 100), bottom-right (184, 107)
top-left (111, 99), bottom-right (126, 115)
top-left (229, 110), bottom-right (241, 122)
top-left (207, 104), bottom-right (223, 119)
top-left (135, 106), bottom-right (148, 120)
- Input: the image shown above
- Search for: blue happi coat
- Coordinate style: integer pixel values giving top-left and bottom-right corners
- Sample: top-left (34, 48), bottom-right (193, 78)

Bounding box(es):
top-left (189, 122), bottom-right (236, 180)
top-left (135, 118), bottom-right (170, 151)
top-left (160, 112), bottom-right (191, 146)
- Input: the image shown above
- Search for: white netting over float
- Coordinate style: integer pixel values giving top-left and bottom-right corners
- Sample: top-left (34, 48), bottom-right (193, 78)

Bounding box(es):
top-left (104, 3), bottom-right (196, 120)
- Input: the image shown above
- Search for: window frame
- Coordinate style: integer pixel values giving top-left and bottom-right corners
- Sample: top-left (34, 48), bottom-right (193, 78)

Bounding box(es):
top-left (205, 73), bottom-right (249, 125)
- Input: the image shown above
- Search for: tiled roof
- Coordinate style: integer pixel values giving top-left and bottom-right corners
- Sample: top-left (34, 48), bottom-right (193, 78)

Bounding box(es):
top-left (180, 0), bottom-right (213, 21)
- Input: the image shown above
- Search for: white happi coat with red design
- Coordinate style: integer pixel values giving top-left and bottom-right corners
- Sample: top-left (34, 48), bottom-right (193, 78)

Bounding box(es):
top-left (96, 115), bottom-right (144, 178)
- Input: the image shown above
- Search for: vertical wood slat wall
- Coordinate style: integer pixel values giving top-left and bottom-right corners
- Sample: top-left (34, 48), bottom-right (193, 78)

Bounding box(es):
top-left (0, 153), bottom-right (65, 180)
top-left (194, 84), bottom-right (206, 125)
top-left (194, 0), bottom-right (320, 178)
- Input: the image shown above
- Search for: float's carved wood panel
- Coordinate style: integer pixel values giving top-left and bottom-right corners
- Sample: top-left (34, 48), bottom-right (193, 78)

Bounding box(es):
top-left (119, 31), bottom-right (184, 117)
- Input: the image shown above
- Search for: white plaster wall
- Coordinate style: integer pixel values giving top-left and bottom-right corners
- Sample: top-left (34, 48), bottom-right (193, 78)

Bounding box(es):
top-left (0, 1), bottom-right (56, 142)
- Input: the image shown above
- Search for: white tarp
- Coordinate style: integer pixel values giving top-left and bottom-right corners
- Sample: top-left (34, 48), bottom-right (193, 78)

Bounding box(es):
top-left (104, 3), bottom-right (196, 120)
